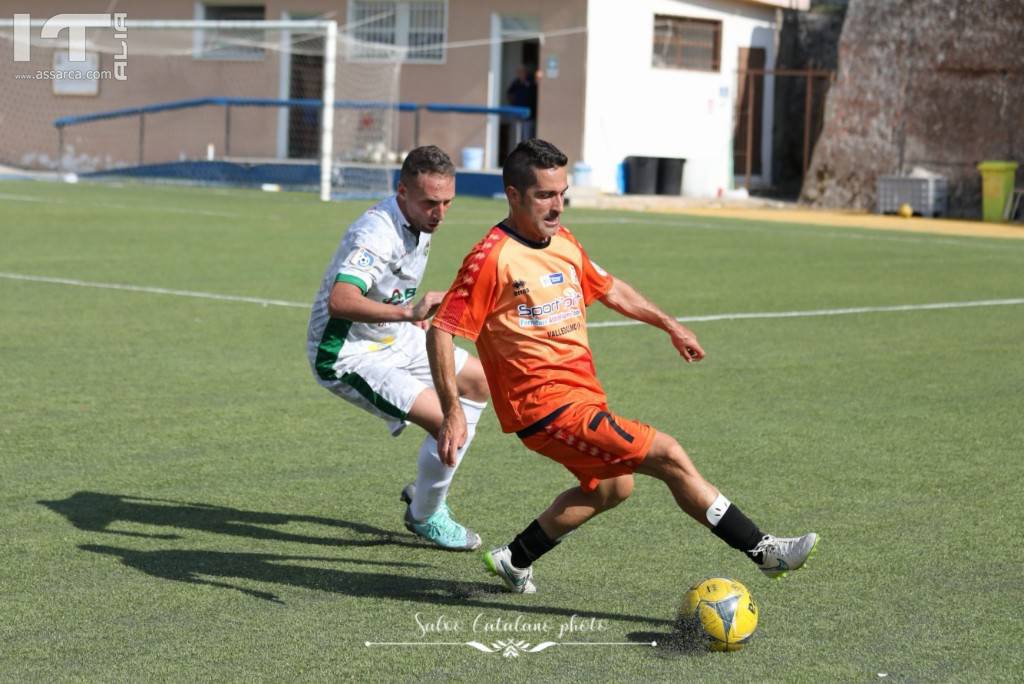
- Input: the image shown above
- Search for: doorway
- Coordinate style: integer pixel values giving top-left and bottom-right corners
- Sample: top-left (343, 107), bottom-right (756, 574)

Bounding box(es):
top-left (498, 38), bottom-right (539, 165)
top-left (277, 13), bottom-right (325, 160)
top-left (287, 35), bottom-right (324, 159)
top-left (488, 15), bottom-right (540, 167)
top-left (734, 46), bottom-right (765, 180)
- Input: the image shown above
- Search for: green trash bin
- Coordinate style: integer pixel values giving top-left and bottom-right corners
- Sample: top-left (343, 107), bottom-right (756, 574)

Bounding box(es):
top-left (977, 160), bottom-right (1019, 222)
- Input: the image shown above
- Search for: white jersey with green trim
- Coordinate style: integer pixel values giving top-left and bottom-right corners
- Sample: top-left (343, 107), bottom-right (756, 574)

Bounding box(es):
top-left (307, 195), bottom-right (432, 378)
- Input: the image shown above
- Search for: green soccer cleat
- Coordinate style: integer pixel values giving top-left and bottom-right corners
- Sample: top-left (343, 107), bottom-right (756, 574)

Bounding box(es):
top-left (751, 532), bottom-right (819, 579)
top-left (483, 545), bottom-right (537, 594)
top-left (400, 484), bottom-right (481, 551)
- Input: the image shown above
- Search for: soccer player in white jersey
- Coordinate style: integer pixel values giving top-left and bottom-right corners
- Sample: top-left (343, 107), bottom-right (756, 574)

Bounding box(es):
top-left (307, 146), bottom-right (488, 551)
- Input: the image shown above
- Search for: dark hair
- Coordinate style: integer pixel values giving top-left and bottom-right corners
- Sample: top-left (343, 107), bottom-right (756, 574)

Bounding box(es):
top-left (400, 145), bottom-right (455, 186)
top-left (502, 138), bottom-right (568, 194)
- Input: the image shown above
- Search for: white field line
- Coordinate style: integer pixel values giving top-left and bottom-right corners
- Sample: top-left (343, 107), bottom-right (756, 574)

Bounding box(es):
top-left (0, 193), bottom-right (246, 218)
top-left (589, 298), bottom-right (1024, 327)
top-left (0, 192), bottom-right (49, 203)
top-left (2, 271), bottom-right (1022, 326)
top-left (0, 272), bottom-right (305, 309)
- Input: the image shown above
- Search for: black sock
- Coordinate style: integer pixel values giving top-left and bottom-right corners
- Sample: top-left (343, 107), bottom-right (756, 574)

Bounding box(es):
top-left (710, 505), bottom-right (766, 563)
top-left (508, 520), bottom-right (559, 568)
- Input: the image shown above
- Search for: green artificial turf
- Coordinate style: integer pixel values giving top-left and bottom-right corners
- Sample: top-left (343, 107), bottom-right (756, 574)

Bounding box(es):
top-left (2, 180), bottom-right (1023, 682)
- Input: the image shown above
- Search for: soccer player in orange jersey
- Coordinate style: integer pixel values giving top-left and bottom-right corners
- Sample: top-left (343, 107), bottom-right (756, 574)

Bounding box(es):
top-left (426, 139), bottom-right (817, 593)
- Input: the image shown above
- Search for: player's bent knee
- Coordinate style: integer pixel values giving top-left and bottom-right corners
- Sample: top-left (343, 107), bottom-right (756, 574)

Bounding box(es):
top-left (639, 432), bottom-right (697, 480)
top-left (669, 442), bottom-right (695, 472)
top-left (406, 388), bottom-right (444, 438)
top-left (456, 357), bottom-right (490, 402)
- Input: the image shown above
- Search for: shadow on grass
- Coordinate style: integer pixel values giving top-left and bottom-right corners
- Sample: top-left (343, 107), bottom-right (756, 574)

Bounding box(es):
top-left (40, 491), bottom-right (421, 549)
top-left (626, 624), bottom-right (710, 659)
top-left (80, 544), bottom-right (674, 626)
top-left (45, 492), bottom-right (675, 626)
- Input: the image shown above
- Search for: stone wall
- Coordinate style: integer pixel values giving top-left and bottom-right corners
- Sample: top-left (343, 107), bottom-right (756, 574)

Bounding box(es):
top-left (801, 0), bottom-right (1024, 217)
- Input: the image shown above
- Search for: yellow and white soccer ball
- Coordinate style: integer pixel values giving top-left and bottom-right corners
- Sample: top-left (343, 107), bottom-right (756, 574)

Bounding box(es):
top-left (679, 577), bottom-right (758, 651)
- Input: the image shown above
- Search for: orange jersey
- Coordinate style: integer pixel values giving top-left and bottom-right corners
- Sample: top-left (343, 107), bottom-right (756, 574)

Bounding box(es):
top-left (432, 222), bottom-right (614, 433)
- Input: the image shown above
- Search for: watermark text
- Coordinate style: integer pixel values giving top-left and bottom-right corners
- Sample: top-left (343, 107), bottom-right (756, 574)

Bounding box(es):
top-left (12, 13), bottom-right (127, 80)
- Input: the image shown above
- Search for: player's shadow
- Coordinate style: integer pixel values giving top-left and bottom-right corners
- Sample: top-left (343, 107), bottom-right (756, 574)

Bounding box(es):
top-left (81, 544), bottom-right (674, 626)
top-left (39, 491), bottom-right (421, 549)
top-left (44, 492), bottom-right (676, 626)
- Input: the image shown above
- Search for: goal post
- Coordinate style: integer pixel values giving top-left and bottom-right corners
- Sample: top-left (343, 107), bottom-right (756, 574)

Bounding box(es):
top-left (0, 18), bottom-right (404, 200)
top-left (320, 19), bottom-right (337, 202)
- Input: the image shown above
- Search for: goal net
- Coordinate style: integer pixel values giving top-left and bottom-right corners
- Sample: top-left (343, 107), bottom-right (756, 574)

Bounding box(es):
top-left (0, 19), bottom-right (404, 200)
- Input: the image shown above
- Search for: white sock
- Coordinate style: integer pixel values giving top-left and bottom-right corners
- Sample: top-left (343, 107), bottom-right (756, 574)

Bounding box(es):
top-left (410, 397), bottom-right (486, 520)
top-left (705, 492), bottom-right (731, 527)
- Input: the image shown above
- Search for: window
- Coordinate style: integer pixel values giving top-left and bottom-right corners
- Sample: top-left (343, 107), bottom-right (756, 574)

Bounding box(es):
top-left (652, 15), bottom-right (721, 72)
top-left (349, 0), bottom-right (447, 63)
top-left (196, 3), bottom-right (266, 60)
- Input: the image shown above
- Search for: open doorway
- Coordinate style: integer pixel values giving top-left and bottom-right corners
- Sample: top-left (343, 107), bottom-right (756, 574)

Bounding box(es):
top-left (499, 38), bottom-right (539, 165)
top-left (287, 34), bottom-right (324, 159)
top-left (734, 46), bottom-right (765, 181)
top-left (276, 14), bottom-right (325, 160)
top-left (489, 15), bottom-right (540, 167)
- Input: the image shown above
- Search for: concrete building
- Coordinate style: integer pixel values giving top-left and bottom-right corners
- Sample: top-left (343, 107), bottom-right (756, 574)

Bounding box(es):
top-left (1, 0), bottom-right (807, 196)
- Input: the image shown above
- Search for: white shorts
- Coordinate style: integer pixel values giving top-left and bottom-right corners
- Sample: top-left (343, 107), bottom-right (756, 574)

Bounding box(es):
top-left (314, 325), bottom-right (469, 436)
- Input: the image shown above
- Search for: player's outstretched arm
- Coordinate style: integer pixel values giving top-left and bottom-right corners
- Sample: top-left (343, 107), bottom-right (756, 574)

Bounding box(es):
top-left (426, 326), bottom-right (467, 466)
top-left (328, 282), bottom-right (444, 323)
top-left (598, 277), bottom-right (705, 362)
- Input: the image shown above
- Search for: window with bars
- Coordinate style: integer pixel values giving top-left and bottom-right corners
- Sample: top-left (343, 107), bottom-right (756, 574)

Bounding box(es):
top-left (197, 4), bottom-right (266, 60)
top-left (349, 0), bottom-right (447, 63)
top-left (652, 15), bottom-right (721, 72)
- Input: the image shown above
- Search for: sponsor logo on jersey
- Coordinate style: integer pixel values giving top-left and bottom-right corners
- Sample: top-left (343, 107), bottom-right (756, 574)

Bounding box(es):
top-left (546, 321), bottom-right (582, 338)
top-left (539, 272), bottom-right (565, 288)
top-left (347, 248), bottom-right (376, 270)
top-left (383, 287), bottom-right (417, 305)
top-left (517, 287), bottom-right (583, 328)
top-left (512, 278), bottom-right (530, 296)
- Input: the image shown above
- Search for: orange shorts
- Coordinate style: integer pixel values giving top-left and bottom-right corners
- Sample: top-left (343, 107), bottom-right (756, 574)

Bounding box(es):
top-left (517, 402), bottom-right (657, 492)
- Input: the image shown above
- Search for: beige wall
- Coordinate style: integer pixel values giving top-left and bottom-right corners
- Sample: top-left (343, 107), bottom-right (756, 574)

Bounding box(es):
top-left (394, 0), bottom-right (588, 167)
top-left (1, 0), bottom-right (292, 170)
top-left (535, 0), bottom-right (587, 165)
top-left (1, 0), bottom-right (589, 173)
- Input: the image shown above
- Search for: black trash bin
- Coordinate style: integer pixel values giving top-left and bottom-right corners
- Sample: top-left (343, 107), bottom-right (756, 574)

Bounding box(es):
top-left (625, 156), bottom-right (658, 195)
top-left (656, 157), bottom-right (685, 195)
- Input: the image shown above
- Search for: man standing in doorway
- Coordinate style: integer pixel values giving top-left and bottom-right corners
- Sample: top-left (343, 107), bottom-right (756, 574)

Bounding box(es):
top-left (507, 65), bottom-right (538, 141)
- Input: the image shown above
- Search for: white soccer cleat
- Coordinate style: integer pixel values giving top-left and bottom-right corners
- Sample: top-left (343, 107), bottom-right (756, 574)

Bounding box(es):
top-left (752, 532), bottom-right (818, 579)
top-left (483, 545), bottom-right (537, 594)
